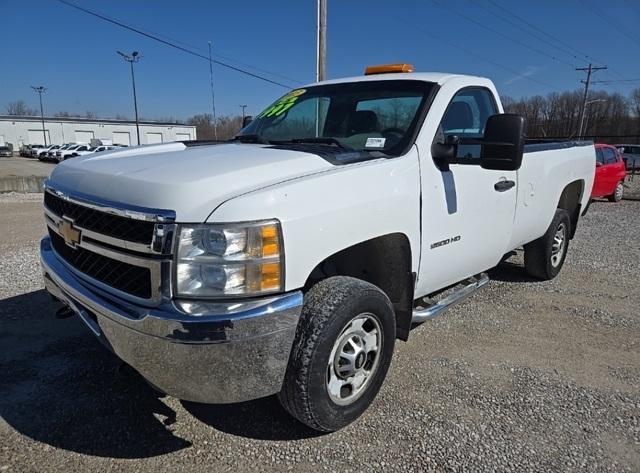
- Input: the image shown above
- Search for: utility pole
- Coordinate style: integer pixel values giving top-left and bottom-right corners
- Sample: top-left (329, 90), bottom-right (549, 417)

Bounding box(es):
top-left (208, 41), bottom-right (218, 140)
top-left (316, 0), bottom-right (327, 82)
top-left (117, 50), bottom-right (142, 145)
top-left (31, 86), bottom-right (47, 145)
top-left (239, 105), bottom-right (247, 121)
top-left (576, 63), bottom-right (607, 138)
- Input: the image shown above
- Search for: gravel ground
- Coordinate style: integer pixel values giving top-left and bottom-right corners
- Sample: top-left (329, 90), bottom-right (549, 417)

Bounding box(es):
top-left (0, 193), bottom-right (638, 472)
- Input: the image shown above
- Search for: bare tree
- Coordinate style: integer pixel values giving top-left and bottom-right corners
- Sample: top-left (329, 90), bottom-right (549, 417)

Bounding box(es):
top-left (187, 114), bottom-right (242, 140)
top-left (503, 88), bottom-right (640, 143)
top-left (6, 100), bottom-right (36, 116)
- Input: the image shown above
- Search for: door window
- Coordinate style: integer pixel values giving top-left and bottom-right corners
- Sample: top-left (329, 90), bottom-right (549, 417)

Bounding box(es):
top-left (603, 148), bottom-right (617, 164)
top-left (437, 88), bottom-right (498, 159)
top-left (596, 148), bottom-right (604, 164)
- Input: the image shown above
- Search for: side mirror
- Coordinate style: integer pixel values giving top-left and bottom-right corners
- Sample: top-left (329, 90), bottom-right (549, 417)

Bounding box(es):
top-left (431, 135), bottom-right (458, 171)
top-left (480, 114), bottom-right (525, 171)
top-left (242, 115), bottom-right (253, 128)
top-left (595, 161), bottom-right (602, 167)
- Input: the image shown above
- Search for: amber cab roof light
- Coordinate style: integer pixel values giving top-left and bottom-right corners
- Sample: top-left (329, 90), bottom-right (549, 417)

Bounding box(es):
top-left (364, 63), bottom-right (414, 75)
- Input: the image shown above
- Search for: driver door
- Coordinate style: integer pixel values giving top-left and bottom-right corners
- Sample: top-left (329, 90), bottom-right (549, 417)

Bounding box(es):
top-left (418, 87), bottom-right (518, 292)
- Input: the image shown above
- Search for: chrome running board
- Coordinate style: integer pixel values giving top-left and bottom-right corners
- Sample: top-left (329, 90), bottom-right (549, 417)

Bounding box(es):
top-left (412, 273), bottom-right (490, 323)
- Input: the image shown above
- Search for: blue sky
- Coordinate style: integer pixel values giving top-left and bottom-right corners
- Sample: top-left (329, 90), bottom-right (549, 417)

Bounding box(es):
top-left (2, 0), bottom-right (639, 120)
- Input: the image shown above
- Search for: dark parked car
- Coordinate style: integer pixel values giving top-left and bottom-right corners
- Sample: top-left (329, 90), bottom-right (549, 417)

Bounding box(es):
top-left (615, 144), bottom-right (640, 172)
top-left (19, 145), bottom-right (31, 157)
top-left (0, 146), bottom-right (13, 157)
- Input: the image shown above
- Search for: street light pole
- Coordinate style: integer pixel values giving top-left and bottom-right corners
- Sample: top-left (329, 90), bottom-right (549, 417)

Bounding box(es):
top-left (239, 104), bottom-right (247, 121)
top-left (117, 50), bottom-right (142, 145)
top-left (208, 41), bottom-right (218, 140)
top-left (31, 86), bottom-right (47, 145)
top-left (582, 99), bottom-right (606, 138)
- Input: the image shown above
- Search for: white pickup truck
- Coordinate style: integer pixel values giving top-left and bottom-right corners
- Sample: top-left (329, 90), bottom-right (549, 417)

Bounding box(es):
top-left (40, 64), bottom-right (595, 432)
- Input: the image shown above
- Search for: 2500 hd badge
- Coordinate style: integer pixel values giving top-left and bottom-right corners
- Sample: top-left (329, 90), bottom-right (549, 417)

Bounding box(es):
top-left (430, 235), bottom-right (461, 249)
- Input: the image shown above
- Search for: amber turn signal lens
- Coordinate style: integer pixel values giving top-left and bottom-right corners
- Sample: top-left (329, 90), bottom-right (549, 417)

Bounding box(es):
top-left (261, 225), bottom-right (280, 257)
top-left (260, 262), bottom-right (281, 291)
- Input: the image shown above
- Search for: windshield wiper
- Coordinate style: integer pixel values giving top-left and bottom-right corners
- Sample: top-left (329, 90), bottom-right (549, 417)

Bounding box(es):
top-left (231, 134), bottom-right (268, 144)
top-left (270, 137), bottom-right (354, 151)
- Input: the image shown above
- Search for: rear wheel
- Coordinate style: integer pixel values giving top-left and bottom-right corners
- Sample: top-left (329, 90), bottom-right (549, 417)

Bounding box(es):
top-left (608, 181), bottom-right (624, 202)
top-left (278, 276), bottom-right (395, 432)
top-left (524, 209), bottom-right (570, 280)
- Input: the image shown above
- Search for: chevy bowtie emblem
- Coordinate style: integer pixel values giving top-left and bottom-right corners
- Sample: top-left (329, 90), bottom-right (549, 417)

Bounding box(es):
top-left (59, 217), bottom-right (81, 248)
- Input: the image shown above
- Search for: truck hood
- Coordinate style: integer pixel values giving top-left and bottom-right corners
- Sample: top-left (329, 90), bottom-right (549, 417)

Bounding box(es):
top-left (48, 142), bottom-right (334, 221)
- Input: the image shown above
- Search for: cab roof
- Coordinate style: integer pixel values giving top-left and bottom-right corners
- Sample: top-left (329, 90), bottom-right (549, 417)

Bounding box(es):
top-left (304, 71), bottom-right (488, 88)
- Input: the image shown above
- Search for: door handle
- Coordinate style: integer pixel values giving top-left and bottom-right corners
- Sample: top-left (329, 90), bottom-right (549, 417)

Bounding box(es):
top-left (494, 180), bottom-right (516, 192)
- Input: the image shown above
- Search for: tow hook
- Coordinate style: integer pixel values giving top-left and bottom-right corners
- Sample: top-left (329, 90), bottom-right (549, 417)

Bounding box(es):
top-left (55, 306), bottom-right (75, 319)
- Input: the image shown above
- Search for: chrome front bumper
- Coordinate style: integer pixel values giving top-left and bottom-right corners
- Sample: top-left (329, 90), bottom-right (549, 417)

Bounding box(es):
top-left (40, 236), bottom-right (303, 404)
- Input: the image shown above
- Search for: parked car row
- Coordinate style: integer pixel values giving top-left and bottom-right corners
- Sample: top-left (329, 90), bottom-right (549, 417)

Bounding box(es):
top-left (19, 144), bottom-right (45, 157)
top-left (19, 143), bottom-right (121, 162)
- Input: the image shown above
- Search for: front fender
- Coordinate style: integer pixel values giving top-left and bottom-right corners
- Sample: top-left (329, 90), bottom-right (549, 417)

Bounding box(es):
top-left (208, 149), bottom-right (422, 292)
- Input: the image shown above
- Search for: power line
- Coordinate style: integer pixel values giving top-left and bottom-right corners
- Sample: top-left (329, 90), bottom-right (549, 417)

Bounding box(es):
top-left (395, 16), bottom-right (562, 92)
top-left (55, 0), bottom-right (299, 88)
top-left (62, 5), bottom-right (303, 85)
top-left (578, 0), bottom-right (640, 48)
top-left (428, 0), bottom-right (576, 68)
top-left (480, 0), bottom-right (626, 81)
top-left (471, 0), bottom-right (624, 78)
top-left (591, 79), bottom-right (640, 84)
top-left (484, 0), bottom-right (603, 65)
top-left (470, 0), bottom-right (582, 65)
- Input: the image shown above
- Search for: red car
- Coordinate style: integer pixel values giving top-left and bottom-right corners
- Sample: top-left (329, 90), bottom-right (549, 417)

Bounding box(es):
top-left (591, 144), bottom-right (626, 202)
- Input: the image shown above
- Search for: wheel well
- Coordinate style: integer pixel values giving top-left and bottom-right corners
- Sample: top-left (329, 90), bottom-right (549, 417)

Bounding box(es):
top-left (557, 180), bottom-right (584, 239)
top-left (304, 233), bottom-right (414, 341)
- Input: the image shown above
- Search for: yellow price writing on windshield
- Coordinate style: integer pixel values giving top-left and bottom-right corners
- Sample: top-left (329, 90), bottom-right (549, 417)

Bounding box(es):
top-left (258, 89), bottom-right (306, 118)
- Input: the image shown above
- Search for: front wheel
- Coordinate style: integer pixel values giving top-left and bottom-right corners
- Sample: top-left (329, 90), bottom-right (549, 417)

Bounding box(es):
top-left (608, 181), bottom-right (624, 202)
top-left (524, 209), bottom-right (571, 280)
top-left (278, 276), bottom-right (395, 432)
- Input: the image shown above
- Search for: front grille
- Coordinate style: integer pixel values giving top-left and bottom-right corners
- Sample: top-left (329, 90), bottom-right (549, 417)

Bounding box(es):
top-left (49, 228), bottom-right (152, 299)
top-left (44, 192), bottom-right (155, 244)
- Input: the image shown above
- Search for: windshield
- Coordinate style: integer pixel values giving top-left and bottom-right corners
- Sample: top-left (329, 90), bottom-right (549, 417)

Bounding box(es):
top-left (239, 80), bottom-right (435, 156)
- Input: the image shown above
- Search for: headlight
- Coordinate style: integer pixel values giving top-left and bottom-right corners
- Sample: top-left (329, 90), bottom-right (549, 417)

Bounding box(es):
top-left (175, 220), bottom-right (283, 298)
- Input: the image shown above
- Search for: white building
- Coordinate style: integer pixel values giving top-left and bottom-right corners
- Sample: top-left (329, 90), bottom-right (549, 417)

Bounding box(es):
top-left (0, 115), bottom-right (197, 148)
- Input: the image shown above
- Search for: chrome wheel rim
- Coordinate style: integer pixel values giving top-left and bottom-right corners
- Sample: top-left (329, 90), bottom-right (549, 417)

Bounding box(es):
top-left (327, 313), bottom-right (382, 406)
top-left (615, 183), bottom-right (623, 201)
top-left (551, 222), bottom-right (566, 267)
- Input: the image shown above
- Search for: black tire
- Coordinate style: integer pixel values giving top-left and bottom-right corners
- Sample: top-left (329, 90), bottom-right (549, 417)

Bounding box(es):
top-left (608, 181), bottom-right (624, 202)
top-left (278, 276), bottom-right (395, 432)
top-left (524, 209), bottom-right (571, 280)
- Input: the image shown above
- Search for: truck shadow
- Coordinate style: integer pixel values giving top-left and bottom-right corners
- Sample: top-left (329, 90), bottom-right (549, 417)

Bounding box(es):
top-left (0, 289), bottom-right (192, 459)
top-left (488, 261), bottom-right (541, 283)
top-left (182, 396), bottom-right (323, 441)
top-left (488, 251), bottom-right (541, 283)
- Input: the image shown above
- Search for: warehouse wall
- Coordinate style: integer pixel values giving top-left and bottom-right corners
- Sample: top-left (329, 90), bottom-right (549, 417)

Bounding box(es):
top-left (0, 118), bottom-right (196, 148)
